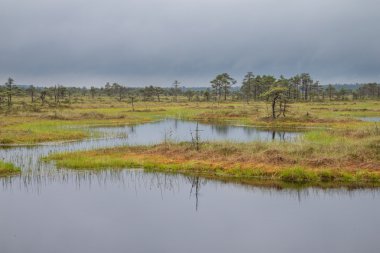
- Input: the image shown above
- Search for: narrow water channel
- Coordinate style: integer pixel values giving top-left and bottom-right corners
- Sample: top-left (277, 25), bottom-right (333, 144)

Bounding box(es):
top-left (0, 119), bottom-right (301, 176)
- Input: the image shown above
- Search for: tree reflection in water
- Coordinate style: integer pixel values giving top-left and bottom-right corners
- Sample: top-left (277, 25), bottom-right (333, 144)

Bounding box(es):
top-left (272, 131), bottom-right (287, 141)
top-left (0, 119), bottom-right (375, 212)
top-left (187, 176), bottom-right (207, 211)
top-left (1, 169), bottom-right (380, 211)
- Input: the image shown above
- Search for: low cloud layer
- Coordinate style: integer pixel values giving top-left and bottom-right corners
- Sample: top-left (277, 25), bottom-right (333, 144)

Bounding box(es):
top-left (1, 0), bottom-right (379, 86)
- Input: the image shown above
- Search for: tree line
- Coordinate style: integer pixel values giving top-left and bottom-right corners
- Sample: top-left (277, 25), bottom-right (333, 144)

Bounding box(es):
top-left (1, 75), bottom-right (379, 112)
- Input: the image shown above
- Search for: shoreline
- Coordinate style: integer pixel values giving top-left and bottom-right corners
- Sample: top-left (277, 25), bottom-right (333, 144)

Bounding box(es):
top-left (43, 141), bottom-right (380, 187)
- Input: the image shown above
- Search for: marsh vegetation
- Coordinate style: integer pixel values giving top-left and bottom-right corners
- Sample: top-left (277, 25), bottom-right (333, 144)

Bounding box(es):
top-left (0, 76), bottom-right (380, 253)
top-left (0, 76), bottom-right (379, 188)
top-left (0, 160), bottom-right (20, 176)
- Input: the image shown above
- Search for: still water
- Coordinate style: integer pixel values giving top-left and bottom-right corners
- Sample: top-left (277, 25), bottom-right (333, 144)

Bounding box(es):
top-left (1, 120), bottom-right (379, 253)
top-left (358, 117), bottom-right (380, 122)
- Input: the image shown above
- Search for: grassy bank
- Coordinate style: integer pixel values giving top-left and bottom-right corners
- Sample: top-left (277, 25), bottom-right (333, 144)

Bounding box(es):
top-left (44, 125), bottom-right (380, 185)
top-left (1, 100), bottom-right (379, 144)
top-left (0, 105), bottom-right (164, 144)
top-left (0, 160), bottom-right (21, 177)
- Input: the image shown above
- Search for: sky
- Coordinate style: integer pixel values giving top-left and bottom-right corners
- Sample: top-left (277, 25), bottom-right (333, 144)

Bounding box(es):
top-left (0, 0), bottom-right (379, 87)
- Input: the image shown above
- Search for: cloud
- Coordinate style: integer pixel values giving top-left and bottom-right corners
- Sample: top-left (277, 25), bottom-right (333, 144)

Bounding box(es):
top-left (0, 0), bottom-right (379, 86)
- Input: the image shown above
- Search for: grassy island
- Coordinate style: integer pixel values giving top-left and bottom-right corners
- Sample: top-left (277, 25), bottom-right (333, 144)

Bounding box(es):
top-left (44, 123), bottom-right (380, 185)
top-left (0, 160), bottom-right (21, 177)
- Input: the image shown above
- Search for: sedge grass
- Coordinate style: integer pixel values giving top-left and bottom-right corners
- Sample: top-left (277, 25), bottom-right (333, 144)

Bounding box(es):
top-left (0, 160), bottom-right (21, 177)
top-left (1, 100), bottom-right (379, 144)
top-left (43, 132), bottom-right (380, 186)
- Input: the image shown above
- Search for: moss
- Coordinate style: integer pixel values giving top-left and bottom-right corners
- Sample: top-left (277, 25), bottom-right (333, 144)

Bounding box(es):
top-left (318, 170), bottom-right (336, 182)
top-left (279, 167), bottom-right (318, 183)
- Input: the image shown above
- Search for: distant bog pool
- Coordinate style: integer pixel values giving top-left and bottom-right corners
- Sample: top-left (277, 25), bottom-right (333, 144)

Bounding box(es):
top-left (358, 117), bottom-right (380, 122)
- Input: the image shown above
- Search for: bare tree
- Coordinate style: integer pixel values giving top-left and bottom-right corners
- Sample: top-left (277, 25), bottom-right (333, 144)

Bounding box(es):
top-left (40, 89), bottom-right (47, 105)
top-left (27, 85), bottom-right (36, 103)
top-left (190, 122), bottom-right (202, 151)
top-left (173, 80), bottom-right (180, 102)
top-left (128, 92), bottom-right (137, 111)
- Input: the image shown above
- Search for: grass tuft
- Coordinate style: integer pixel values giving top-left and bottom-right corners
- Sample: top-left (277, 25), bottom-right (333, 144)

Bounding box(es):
top-left (0, 160), bottom-right (21, 177)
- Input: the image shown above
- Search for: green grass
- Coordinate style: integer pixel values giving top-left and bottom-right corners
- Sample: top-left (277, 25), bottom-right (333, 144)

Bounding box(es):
top-left (303, 130), bottom-right (338, 144)
top-left (43, 135), bottom-right (380, 186)
top-left (1, 99), bottom-right (379, 144)
top-left (3, 98), bottom-right (380, 187)
top-left (44, 152), bottom-right (380, 185)
top-left (0, 160), bottom-right (21, 176)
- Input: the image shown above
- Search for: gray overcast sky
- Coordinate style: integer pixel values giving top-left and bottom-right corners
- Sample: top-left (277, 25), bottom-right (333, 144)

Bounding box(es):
top-left (1, 0), bottom-right (379, 86)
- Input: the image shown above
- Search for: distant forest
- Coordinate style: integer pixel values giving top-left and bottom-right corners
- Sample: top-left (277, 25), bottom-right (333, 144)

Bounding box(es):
top-left (0, 73), bottom-right (379, 108)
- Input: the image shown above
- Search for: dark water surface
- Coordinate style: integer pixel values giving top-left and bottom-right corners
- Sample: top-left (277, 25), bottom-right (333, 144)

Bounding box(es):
top-left (1, 120), bottom-right (379, 253)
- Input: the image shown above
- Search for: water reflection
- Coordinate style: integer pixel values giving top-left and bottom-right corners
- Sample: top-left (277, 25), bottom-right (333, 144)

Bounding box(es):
top-left (271, 131), bottom-right (287, 141)
top-left (1, 120), bottom-right (379, 253)
top-left (187, 176), bottom-right (206, 211)
top-left (211, 124), bottom-right (229, 135)
top-left (0, 119), bottom-right (373, 199)
top-left (1, 169), bottom-right (380, 253)
top-left (2, 169), bottom-right (379, 208)
top-left (94, 119), bottom-right (302, 145)
top-left (0, 119), bottom-right (301, 185)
